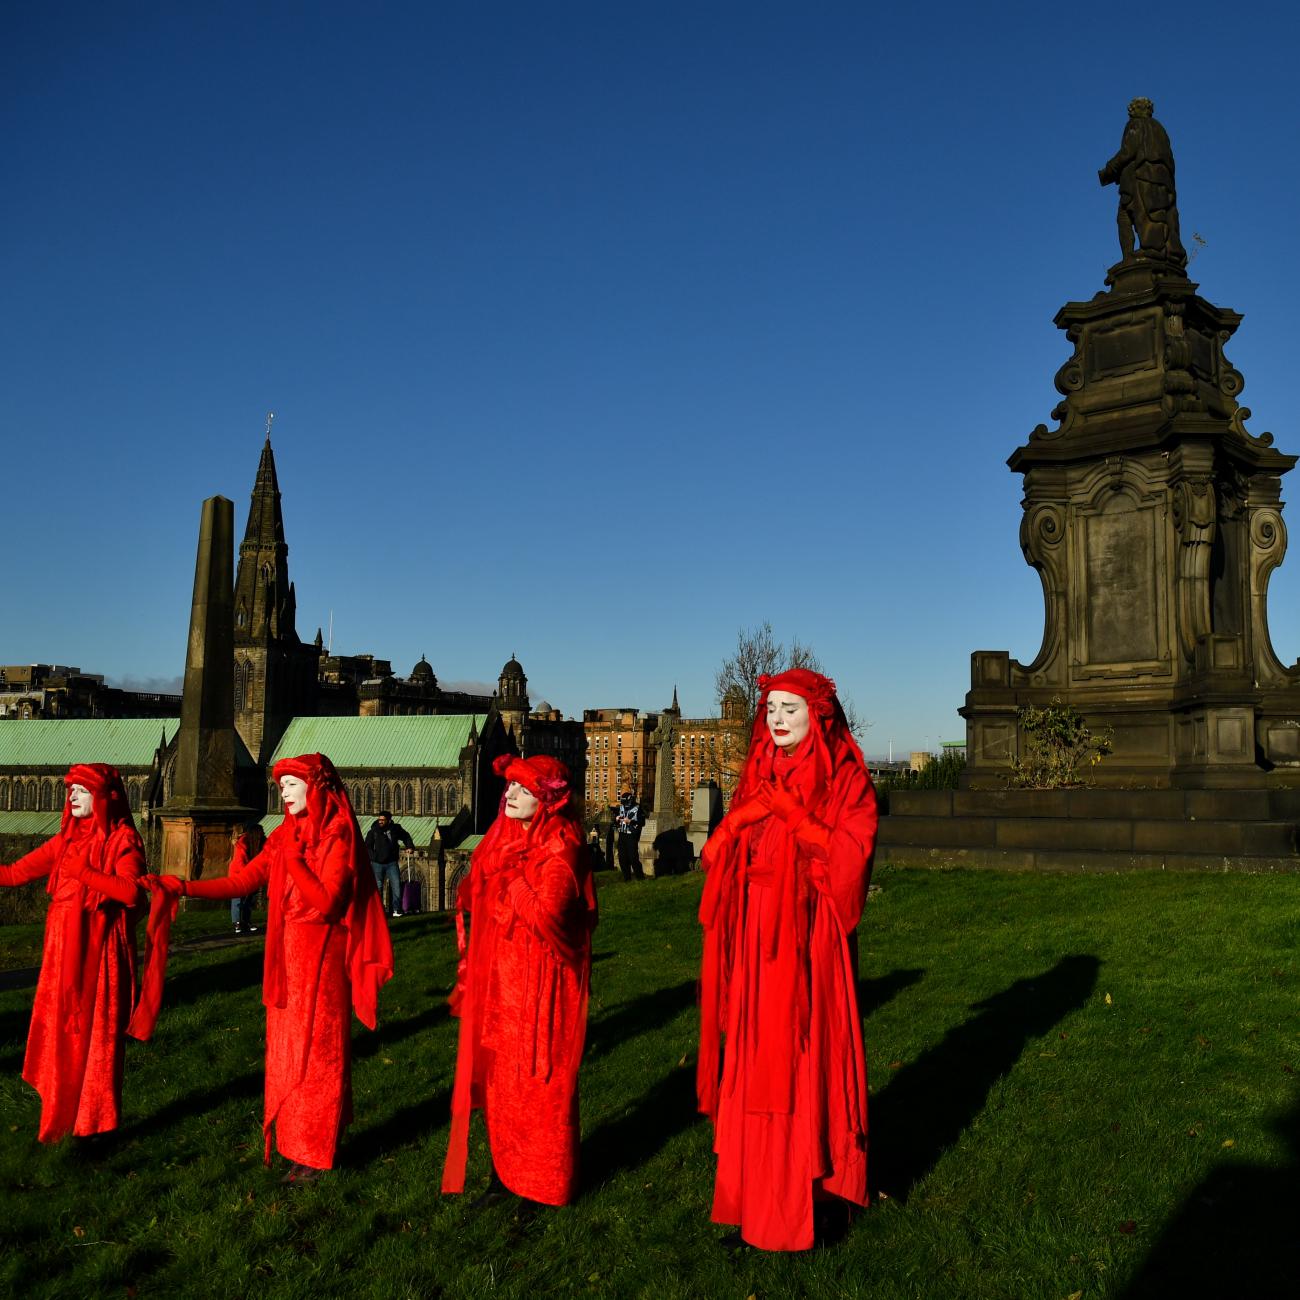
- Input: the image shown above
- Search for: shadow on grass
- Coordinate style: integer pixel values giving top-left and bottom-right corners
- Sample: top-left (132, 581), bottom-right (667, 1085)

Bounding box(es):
top-left (1120, 1092), bottom-right (1300, 1298)
top-left (586, 979), bottom-right (696, 1057)
top-left (870, 953), bottom-right (1100, 1202)
top-left (353, 1002), bottom-right (449, 1060)
top-left (342, 1088), bottom-right (452, 1168)
top-left (0, 967), bottom-right (38, 993)
top-left (121, 1068), bottom-right (263, 1140)
top-left (1, 1004), bottom-right (32, 1063)
top-left (859, 967), bottom-right (925, 1018)
top-left (581, 1064), bottom-right (698, 1192)
top-left (163, 950), bottom-right (265, 1007)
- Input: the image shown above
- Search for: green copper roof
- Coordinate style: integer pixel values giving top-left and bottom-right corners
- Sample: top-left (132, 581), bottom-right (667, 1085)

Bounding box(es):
top-left (0, 811), bottom-right (64, 838)
top-left (258, 812), bottom-right (455, 848)
top-left (455, 834), bottom-right (485, 853)
top-left (269, 715), bottom-right (486, 772)
top-left (0, 719), bottom-right (178, 769)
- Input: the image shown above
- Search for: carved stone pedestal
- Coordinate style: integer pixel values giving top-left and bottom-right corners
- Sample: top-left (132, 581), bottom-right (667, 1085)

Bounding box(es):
top-left (963, 259), bottom-right (1300, 790)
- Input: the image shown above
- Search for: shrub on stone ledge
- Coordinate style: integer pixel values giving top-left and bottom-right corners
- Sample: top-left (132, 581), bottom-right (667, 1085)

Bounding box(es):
top-left (1009, 698), bottom-right (1113, 789)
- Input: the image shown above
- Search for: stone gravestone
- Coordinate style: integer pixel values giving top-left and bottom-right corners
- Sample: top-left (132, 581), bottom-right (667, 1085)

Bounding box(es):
top-left (638, 711), bottom-right (691, 877)
top-left (687, 781), bottom-right (722, 859)
top-left (962, 98), bottom-right (1300, 790)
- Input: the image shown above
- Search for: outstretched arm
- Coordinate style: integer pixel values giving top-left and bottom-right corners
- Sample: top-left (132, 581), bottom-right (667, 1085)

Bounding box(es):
top-left (0, 837), bottom-right (61, 888)
top-left (146, 846), bottom-right (272, 901)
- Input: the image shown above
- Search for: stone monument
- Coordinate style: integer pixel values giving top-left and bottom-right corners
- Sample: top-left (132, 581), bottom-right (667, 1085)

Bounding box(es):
top-left (963, 99), bottom-right (1300, 790)
top-left (687, 781), bottom-right (723, 859)
top-left (158, 495), bottom-right (256, 882)
top-left (638, 702), bottom-right (691, 877)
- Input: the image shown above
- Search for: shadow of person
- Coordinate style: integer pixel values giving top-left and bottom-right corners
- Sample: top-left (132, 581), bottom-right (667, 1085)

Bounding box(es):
top-left (580, 1062), bottom-right (699, 1191)
top-left (870, 953), bottom-right (1101, 1201)
top-left (342, 1087), bottom-right (453, 1169)
top-left (1119, 1091), bottom-right (1300, 1298)
top-left (586, 979), bottom-right (697, 1058)
top-left (161, 950), bottom-right (265, 1008)
top-left (0, 967), bottom-right (39, 994)
top-left (858, 967), bottom-right (925, 1018)
top-left (119, 1066), bottom-right (263, 1140)
top-left (352, 1002), bottom-right (449, 1060)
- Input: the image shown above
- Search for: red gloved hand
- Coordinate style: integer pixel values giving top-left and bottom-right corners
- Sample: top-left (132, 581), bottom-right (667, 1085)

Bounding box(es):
top-left (725, 798), bottom-right (769, 830)
top-left (142, 873), bottom-right (186, 897)
top-left (762, 782), bottom-right (810, 828)
top-left (60, 842), bottom-right (92, 882)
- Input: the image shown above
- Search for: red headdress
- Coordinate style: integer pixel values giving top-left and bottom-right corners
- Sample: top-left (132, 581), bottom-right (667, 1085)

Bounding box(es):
top-left (731, 668), bottom-right (864, 811)
top-left (61, 763), bottom-right (137, 845)
top-left (457, 752), bottom-right (582, 893)
top-left (268, 752), bottom-right (393, 1029)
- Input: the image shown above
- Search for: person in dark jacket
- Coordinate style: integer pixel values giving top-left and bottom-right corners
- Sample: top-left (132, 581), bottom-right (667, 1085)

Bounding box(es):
top-left (364, 811), bottom-right (415, 917)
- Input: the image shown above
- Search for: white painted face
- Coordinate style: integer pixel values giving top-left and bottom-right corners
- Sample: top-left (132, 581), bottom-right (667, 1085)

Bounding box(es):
top-left (68, 784), bottom-right (94, 819)
top-left (504, 780), bottom-right (539, 823)
top-left (279, 775), bottom-right (309, 816)
top-left (766, 690), bottom-right (811, 751)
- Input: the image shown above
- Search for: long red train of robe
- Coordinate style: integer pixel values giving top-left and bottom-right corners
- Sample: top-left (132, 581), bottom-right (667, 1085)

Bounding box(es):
top-left (0, 822), bottom-right (144, 1142)
top-left (700, 754), bottom-right (879, 1252)
top-left (183, 822), bottom-right (391, 1170)
top-left (442, 818), bottom-right (596, 1206)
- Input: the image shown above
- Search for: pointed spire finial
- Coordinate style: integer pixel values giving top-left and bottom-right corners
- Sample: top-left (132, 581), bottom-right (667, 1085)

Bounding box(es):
top-left (265, 411), bottom-right (275, 443)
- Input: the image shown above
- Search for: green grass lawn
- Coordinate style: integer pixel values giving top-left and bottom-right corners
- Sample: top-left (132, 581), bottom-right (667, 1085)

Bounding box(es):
top-left (2, 867), bottom-right (1298, 1299)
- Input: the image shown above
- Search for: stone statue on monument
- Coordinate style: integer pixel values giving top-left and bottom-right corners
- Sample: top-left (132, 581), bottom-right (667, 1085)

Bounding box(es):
top-left (1098, 97), bottom-right (1187, 270)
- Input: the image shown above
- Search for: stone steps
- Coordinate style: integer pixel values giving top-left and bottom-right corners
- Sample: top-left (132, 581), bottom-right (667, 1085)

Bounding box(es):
top-left (878, 788), bottom-right (1300, 872)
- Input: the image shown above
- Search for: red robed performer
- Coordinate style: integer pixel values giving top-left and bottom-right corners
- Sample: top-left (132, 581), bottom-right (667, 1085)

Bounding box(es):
top-left (0, 764), bottom-right (147, 1142)
top-left (442, 753), bottom-right (597, 1207)
top-left (698, 668), bottom-right (879, 1251)
top-left (144, 752), bottom-right (393, 1183)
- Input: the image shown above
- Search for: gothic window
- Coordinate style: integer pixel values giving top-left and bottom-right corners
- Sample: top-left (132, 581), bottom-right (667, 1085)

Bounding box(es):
top-left (365, 786), bottom-right (375, 814)
top-left (128, 781), bottom-right (141, 812)
top-left (380, 782), bottom-right (390, 810)
top-left (40, 782), bottom-right (53, 811)
top-left (12, 782), bottom-right (22, 811)
top-left (405, 783), bottom-right (415, 814)
top-left (423, 785), bottom-right (434, 815)
top-left (0, 780), bottom-right (7, 810)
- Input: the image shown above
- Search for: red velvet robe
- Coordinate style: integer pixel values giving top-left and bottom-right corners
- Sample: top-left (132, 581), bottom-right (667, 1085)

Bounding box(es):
top-left (443, 818), bottom-right (596, 1205)
top-left (701, 758), bottom-right (878, 1251)
top-left (0, 823), bottom-right (144, 1141)
top-left (185, 822), bottom-right (388, 1169)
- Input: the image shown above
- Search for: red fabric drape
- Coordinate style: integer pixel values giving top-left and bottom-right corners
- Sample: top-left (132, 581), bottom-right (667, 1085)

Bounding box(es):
top-left (0, 764), bottom-right (144, 1141)
top-left (442, 755), bottom-right (597, 1204)
top-left (697, 670), bottom-right (879, 1250)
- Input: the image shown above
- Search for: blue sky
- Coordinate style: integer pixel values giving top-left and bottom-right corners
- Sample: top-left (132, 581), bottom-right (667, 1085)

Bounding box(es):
top-left (4, 3), bottom-right (1300, 755)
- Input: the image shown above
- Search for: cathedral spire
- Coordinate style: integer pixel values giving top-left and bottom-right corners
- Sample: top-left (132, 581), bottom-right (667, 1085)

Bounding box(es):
top-left (242, 426), bottom-right (286, 551)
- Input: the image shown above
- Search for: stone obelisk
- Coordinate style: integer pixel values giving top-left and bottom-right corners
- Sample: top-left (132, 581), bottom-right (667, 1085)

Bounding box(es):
top-left (158, 495), bottom-right (255, 881)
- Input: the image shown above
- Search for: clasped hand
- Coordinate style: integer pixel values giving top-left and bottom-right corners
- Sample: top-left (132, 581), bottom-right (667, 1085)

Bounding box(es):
top-left (724, 778), bottom-right (810, 832)
top-left (141, 873), bottom-right (185, 897)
